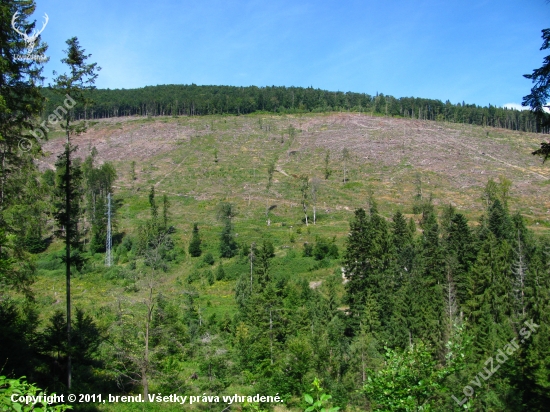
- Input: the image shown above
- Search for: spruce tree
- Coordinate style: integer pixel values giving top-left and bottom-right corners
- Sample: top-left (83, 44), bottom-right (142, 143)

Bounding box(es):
top-left (368, 200), bottom-right (397, 329)
top-left (391, 210), bottom-right (410, 252)
top-left (253, 240), bottom-right (275, 288)
top-left (219, 220), bottom-right (237, 258)
top-left (148, 186), bottom-right (158, 223)
top-left (521, 242), bottom-right (550, 409)
top-left (465, 234), bottom-right (512, 358)
top-left (446, 213), bottom-right (476, 306)
top-left (414, 210), bottom-right (445, 351)
top-left (0, 0), bottom-right (48, 298)
top-left (188, 223), bottom-right (202, 257)
top-left (342, 208), bottom-right (372, 322)
top-left (523, 27), bottom-right (550, 129)
top-left (389, 272), bottom-right (417, 348)
top-left (488, 199), bottom-right (513, 241)
top-left (51, 36), bottom-right (100, 390)
top-left (392, 210), bottom-right (415, 278)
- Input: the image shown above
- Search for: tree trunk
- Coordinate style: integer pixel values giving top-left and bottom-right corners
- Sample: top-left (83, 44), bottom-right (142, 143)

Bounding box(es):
top-left (313, 206), bottom-right (316, 225)
top-left (143, 284), bottom-right (153, 400)
top-left (65, 138), bottom-right (72, 390)
top-left (141, 365), bottom-right (149, 400)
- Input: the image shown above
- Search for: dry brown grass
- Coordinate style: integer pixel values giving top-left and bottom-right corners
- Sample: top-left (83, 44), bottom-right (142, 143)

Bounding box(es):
top-left (38, 112), bottom-right (550, 232)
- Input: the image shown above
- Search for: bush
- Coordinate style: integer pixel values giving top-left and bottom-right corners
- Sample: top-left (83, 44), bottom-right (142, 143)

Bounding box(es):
top-left (313, 237), bottom-right (338, 260)
top-left (36, 254), bottom-right (63, 271)
top-left (303, 242), bottom-right (313, 257)
top-left (313, 238), bottom-right (329, 260)
top-left (205, 269), bottom-right (215, 285)
top-left (203, 252), bottom-right (215, 266)
top-left (0, 375), bottom-right (70, 411)
top-left (216, 263), bottom-right (226, 281)
top-left (22, 234), bottom-right (48, 254)
top-left (187, 270), bottom-right (201, 284)
top-left (120, 235), bottom-right (133, 252)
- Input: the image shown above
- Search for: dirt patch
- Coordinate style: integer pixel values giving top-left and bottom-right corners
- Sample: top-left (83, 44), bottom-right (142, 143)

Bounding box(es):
top-left (39, 117), bottom-right (199, 168)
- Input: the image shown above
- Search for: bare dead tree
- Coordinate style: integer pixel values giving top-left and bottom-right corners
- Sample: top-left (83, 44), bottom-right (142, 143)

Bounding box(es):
top-left (107, 274), bottom-right (151, 399)
top-left (311, 177), bottom-right (320, 225)
top-left (108, 235), bottom-right (172, 400)
top-left (299, 175), bottom-right (310, 226)
top-left (512, 230), bottom-right (528, 318)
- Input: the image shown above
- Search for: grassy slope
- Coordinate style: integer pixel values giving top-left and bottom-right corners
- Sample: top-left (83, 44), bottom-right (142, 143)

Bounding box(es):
top-left (28, 112), bottom-right (549, 409)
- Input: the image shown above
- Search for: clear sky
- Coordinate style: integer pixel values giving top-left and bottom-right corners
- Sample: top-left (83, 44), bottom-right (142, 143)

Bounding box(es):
top-left (31, 0), bottom-right (549, 109)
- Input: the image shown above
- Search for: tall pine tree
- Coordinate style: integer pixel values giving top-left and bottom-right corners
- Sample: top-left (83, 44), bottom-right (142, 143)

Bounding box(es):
top-left (51, 36), bottom-right (100, 390)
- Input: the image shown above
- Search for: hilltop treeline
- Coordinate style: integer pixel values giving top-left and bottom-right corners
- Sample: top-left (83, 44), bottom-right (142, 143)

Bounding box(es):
top-left (41, 84), bottom-right (547, 133)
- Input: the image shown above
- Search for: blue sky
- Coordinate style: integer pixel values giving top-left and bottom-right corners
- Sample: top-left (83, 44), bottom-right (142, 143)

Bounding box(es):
top-left (30, 0), bottom-right (549, 109)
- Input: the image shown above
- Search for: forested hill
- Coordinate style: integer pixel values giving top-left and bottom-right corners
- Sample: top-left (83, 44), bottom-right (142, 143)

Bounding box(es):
top-left (40, 84), bottom-right (545, 133)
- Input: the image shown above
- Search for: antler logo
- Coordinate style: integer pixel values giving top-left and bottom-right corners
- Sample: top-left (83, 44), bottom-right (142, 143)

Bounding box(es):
top-left (11, 11), bottom-right (49, 54)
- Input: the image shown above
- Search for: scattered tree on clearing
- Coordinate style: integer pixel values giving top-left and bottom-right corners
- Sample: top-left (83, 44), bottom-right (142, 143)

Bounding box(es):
top-left (265, 159), bottom-right (276, 225)
top-left (324, 150), bottom-right (332, 180)
top-left (299, 175), bottom-right (309, 226)
top-left (217, 202), bottom-right (238, 258)
top-left (310, 177), bottom-right (320, 225)
top-left (189, 223), bottom-right (202, 257)
top-left (342, 148), bottom-right (350, 183)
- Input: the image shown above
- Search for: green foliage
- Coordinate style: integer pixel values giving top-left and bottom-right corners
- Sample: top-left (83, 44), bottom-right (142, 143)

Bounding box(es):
top-left (205, 269), bottom-right (215, 285)
top-left (216, 201), bottom-right (236, 222)
top-left (323, 151), bottom-right (332, 180)
top-left (363, 341), bottom-right (463, 411)
top-left (532, 141), bottom-right (550, 163)
top-left (0, 1), bottom-right (49, 269)
top-left (253, 240), bottom-right (275, 287)
top-left (53, 144), bottom-right (84, 266)
top-left (148, 186), bottom-right (158, 222)
top-left (82, 151), bottom-right (117, 253)
top-left (0, 375), bottom-right (71, 411)
top-left (488, 199), bottom-right (513, 241)
top-left (303, 378), bottom-right (340, 412)
top-left (303, 242), bottom-right (313, 257)
top-left (38, 308), bottom-right (102, 392)
top-left (242, 401), bottom-right (268, 412)
top-left (523, 28), bottom-right (550, 129)
top-left (312, 236), bottom-right (339, 261)
top-left (130, 160), bottom-right (136, 181)
top-left (219, 220), bottom-right (238, 258)
top-left (188, 223), bottom-right (202, 257)
top-left (39, 84), bottom-right (542, 133)
top-left (216, 262), bottom-right (225, 281)
top-left (202, 252), bottom-right (215, 266)
top-left (0, 300), bottom-right (38, 381)
top-left (0, 227), bottom-right (35, 299)
top-left (266, 160), bottom-right (276, 191)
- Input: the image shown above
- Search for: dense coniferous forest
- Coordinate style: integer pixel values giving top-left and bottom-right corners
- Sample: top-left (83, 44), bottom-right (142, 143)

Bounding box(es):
top-left (40, 85), bottom-right (547, 133)
top-left (2, 1), bottom-right (550, 411)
